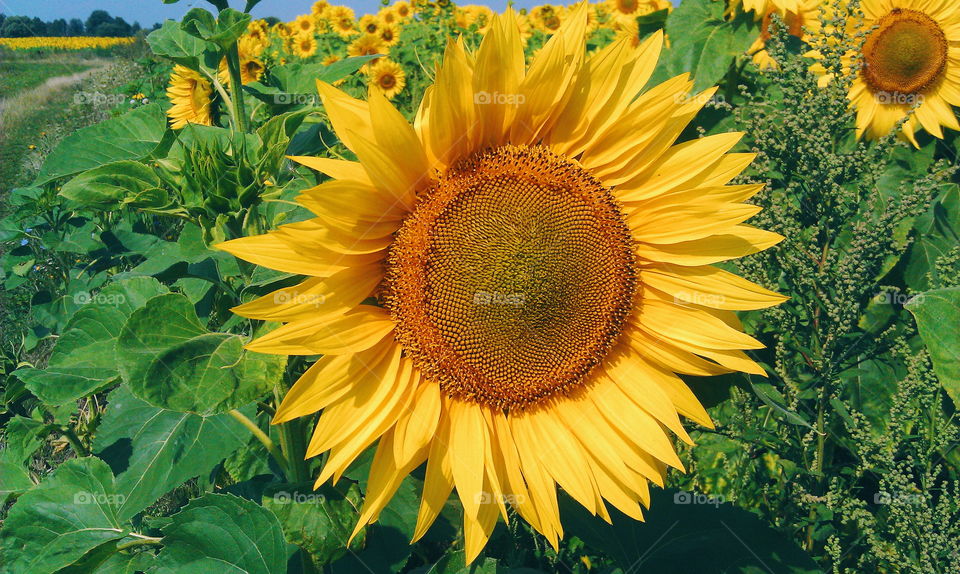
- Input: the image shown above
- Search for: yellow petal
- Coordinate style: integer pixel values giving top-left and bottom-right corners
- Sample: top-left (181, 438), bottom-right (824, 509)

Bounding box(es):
top-left (245, 305), bottom-right (395, 355)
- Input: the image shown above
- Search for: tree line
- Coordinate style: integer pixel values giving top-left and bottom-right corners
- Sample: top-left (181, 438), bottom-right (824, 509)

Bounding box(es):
top-left (0, 10), bottom-right (156, 38)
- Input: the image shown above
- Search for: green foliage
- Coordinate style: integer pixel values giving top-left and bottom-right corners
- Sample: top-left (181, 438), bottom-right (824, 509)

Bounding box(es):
top-left (0, 0), bottom-right (958, 572)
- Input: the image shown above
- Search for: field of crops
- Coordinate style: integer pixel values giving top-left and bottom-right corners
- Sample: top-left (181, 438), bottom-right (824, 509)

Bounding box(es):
top-left (0, 36), bottom-right (136, 50)
top-left (1, 0), bottom-right (959, 572)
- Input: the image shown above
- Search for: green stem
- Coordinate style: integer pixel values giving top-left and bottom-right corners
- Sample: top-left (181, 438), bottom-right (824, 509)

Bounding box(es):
top-left (228, 409), bottom-right (289, 476)
top-left (226, 42), bottom-right (249, 133)
top-left (115, 536), bottom-right (163, 551)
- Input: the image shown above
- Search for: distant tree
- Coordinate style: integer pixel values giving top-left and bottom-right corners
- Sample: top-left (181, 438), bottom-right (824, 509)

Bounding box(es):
top-left (0, 14), bottom-right (6, 31)
top-left (67, 18), bottom-right (84, 36)
top-left (263, 16), bottom-right (281, 26)
top-left (47, 18), bottom-right (67, 36)
top-left (85, 10), bottom-right (113, 35)
top-left (131, 21), bottom-right (141, 34)
top-left (0, 16), bottom-right (36, 37)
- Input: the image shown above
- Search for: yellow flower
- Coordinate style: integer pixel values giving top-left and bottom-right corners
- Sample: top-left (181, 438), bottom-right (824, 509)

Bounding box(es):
top-left (747, 0), bottom-right (821, 70)
top-left (166, 65), bottom-right (213, 129)
top-left (379, 6), bottom-right (399, 25)
top-left (727, 0), bottom-right (802, 18)
top-left (605, 0), bottom-right (671, 24)
top-left (358, 14), bottom-right (382, 36)
top-left (329, 6), bottom-right (358, 38)
top-left (348, 33), bottom-right (386, 61)
top-left (393, 0), bottom-right (413, 19)
top-left (814, 0), bottom-right (960, 143)
top-left (366, 58), bottom-right (406, 98)
top-left (218, 7), bottom-right (784, 564)
top-left (292, 33), bottom-right (319, 59)
top-left (530, 5), bottom-right (564, 33)
top-left (379, 23), bottom-right (402, 47)
top-left (294, 14), bottom-right (316, 36)
top-left (311, 0), bottom-right (331, 18)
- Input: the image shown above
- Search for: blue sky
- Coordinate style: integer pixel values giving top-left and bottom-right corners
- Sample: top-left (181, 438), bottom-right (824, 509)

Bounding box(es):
top-left (0, 0), bottom-right (560, 26)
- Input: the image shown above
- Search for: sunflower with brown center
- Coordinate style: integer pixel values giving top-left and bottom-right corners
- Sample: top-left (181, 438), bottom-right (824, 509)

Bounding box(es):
top-left (366, 58), bottom-right (406, 99)
top-left (218, 6), bottom-right (785, 562)
top-left (816, 0), bottom-right (960, 143)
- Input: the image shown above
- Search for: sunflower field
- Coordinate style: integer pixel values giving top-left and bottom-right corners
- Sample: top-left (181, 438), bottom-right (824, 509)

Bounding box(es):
top-left (1, 0), bottom-right (959, 571)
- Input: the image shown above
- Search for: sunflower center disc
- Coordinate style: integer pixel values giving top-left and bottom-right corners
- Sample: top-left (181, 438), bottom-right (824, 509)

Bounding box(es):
top-left (862, 8), bottom-right (948, 95)
top-left (385, 145), bottom-right (637, 410)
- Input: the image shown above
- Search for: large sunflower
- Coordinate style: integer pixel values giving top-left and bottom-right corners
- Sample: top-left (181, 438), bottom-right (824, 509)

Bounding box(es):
top-left (219, 6), bottom-right (785, 562)
top-left (842, 0), bottom-right (960, 143)
top-left (166, 65), bottom-right (213, 129)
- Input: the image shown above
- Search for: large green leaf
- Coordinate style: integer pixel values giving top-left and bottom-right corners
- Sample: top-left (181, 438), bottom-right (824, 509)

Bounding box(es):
top-left (153, 493), bottom-right (289, 574)
top-left (0, 416), bottom-right (46, 501)
top-left (657, 0), bottom-right (756, 92)
top-left (13, 278), bottom-right (169, 406)
top-left (907, 288), bottom-right (960, 407)
top-left (559, 488), bottom-right (822, 573)
top-left (116, 293), bottom-right (284, 414)
top-left (58, 161), bottom-right (161, 209)
top-left (34, 104), bottom-right (168, 186)
top-left (147, 19), bottom-right (214, 69)
top-left (0, 458), bottom-right (127, 574)
top-left (93, 386), bottom-right (251, 521)
top-left (262, 482), bottom-right (365, 565)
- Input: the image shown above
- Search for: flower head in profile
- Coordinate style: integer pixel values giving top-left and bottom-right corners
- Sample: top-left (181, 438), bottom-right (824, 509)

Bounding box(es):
top-left (166, 65), bottom-right (213, 129)
top-left (219, 4), bottom-right (785, 563)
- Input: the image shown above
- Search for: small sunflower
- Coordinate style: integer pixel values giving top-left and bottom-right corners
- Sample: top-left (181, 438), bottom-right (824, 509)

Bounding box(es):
top-left (293, 33), bottom-right (319, 59)
top-left (530, 5), bottom-right (564, 33)
top-left (166, 65), bottom-right (213, 129)
top-left (393, 0), bottom-right (414, 19)
top-left (348, 33), bottom-right (386, 61)
top-left (219, 6), bottom-right (784, 563)
top-left (366, 58), bottom-right (406, 98)
top-left (379, 23), bottom-right (401, 47)
top-left (329, 6), bottom-right (358, 38)
top-left (842, 0), bottom-right (960, 143)
top-left (359, 14), bottom-right (382, 36)
top-left (294, 15), bottom-right (316, 37)
top-left (606, 0), bottom-right (671, 24)
top-left (312, 0), bottom-right (331, 18)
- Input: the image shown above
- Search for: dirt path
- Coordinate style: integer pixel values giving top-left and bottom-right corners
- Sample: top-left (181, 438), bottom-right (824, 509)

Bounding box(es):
top-left (0, 62), bottom-right (108, 129)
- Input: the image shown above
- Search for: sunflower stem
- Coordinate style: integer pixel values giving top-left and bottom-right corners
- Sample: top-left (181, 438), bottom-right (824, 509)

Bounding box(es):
top-left (228, 409), bottom-right (290, 476)
top-left (226, 42), bottom-right (249, 133)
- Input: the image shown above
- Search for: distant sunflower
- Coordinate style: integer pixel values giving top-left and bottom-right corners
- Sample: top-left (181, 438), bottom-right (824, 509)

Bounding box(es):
top-left (330, 6), bottom-right (358, 38)
top-left (379, 23), bottom-right (401, 47)
top-left (843, 0), bottom-right (960, 142)
top-left (606, 0), bottom-right (671, 24)
top-left (166, 65), bottom-right (213, 129)
top-left (294, 14), bottom-right (316, 36)
top-left (219, 7), bottom-right (784, 563)
top-left (348, 33), bottom-right (386, 61)
top-left (727, 0), bottom-right (800, 17)
top-left (293, 33), bottom-right (318, 59)
top-left (366, 58), bottom-right (406, 98)
top-left (359, 14), bottom-right (382, 35)
top-left (530, 5), bottom-right (563, 33)
top-left (394, 0), bottom-right (413, 19)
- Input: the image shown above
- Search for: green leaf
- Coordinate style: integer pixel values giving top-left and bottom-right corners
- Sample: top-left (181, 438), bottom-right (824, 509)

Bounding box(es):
top-left (34, 105), bottom-right (168, 186)
top-left (181, 8), bottom-right (251, 48)
top-left (117, 293), bottom-right (284, 414)
top-left (93, 386), bottom-right (251, 521)
top-left (147, 19), bottom-right (214, 69)
top-left (0, 458), bottom-right (127, 574)
top-left (559, 489), bottom-right (822, 573)
top-left (13, 278), bottom-right (169, 406)
top-left (268, 56), bottom-right (378, 100)
top-left (153, 494), bottom-right (288, 574)
top-left (657, 0), bottom-right (756, 91)
top-left (262, 482), bottom-right (365, 565)
top-left (0, 416), bottom-right (46, 501)
top-left (751, 380), bottom-right (814, 429)
top-left (59, 160), bottom-right (161, 210)
top-left (907, 288), bottom-right (960, 407)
